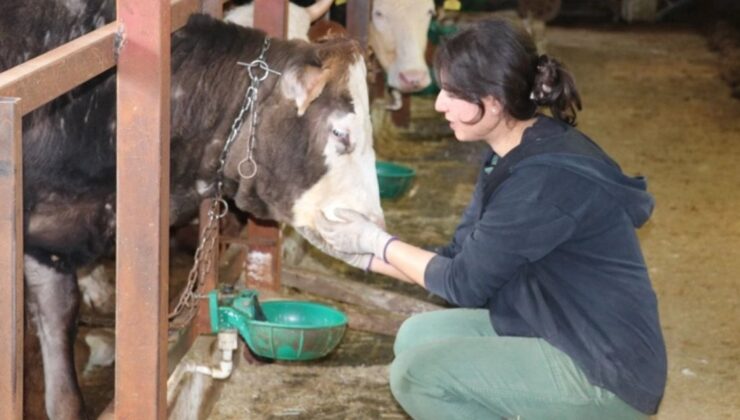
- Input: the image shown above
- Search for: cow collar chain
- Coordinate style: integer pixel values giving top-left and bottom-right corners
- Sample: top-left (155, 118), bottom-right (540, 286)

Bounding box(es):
top-left (169, 37), bottom-right (281, 330)
top-left (218, 36), bottom-right (282, 191)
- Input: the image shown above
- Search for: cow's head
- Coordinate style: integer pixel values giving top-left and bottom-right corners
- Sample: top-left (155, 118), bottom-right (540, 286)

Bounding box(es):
top-left (224, 36), bottom-right (384, 243)
top-left (369, 0), bottom-right (435, 93)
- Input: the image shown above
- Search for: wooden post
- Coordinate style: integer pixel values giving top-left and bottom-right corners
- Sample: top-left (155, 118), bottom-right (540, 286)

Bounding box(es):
top-left (347, 0), bottom-right (370, 51)
top-left (391, 94), bottom-right (412, 128)
top-left (254, 0), bottom-right (288, 38)
top-left (0, 97), bottom-right (23, 420)
top-left (115, 0), bottom-right (171, 417)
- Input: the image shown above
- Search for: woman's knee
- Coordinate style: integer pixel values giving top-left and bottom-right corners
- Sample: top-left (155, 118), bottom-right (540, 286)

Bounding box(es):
top-left (394, 309), bottom-right (493, 356)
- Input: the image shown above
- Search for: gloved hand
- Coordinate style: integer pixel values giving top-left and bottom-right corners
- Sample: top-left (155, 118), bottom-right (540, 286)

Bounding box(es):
top-left (296, 226), bottom-right (373, 271)
top-left (316, 209), bottom-right (395, 262)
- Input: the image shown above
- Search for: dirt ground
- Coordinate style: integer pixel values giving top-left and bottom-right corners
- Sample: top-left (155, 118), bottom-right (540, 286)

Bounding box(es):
top-left (72, 19), bottom-right (740, 420)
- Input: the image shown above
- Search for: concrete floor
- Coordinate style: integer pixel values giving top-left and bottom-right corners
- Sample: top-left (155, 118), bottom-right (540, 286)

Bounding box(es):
top-left (207, 22), bottom-right (740, 419)
top-left (74, 20), bottom-right (740, 420)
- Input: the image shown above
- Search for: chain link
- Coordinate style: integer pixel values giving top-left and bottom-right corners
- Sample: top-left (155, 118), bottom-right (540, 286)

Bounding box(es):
top-left (168, 37), bottom-right (281, 330)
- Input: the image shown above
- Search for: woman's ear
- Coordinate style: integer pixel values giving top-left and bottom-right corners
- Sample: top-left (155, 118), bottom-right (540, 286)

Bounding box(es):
top-left (483, 96), bottom-right (502, 115)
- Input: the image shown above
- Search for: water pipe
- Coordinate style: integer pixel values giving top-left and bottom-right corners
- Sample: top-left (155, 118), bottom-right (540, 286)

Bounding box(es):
top-left (186, 330), bottom-right (238, 379)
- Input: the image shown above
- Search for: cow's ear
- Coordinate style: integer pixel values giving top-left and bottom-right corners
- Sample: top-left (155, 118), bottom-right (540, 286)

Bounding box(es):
top-left (281, 65), bottom-right (330, 116)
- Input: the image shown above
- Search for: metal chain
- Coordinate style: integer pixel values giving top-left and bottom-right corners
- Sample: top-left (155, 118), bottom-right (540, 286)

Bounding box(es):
top-left (168, 37), bottom-right (281, 330)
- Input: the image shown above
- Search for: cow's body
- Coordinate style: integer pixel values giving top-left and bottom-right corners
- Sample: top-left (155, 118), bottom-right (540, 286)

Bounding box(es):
top-left (2, 0), bottom-right (382, 418)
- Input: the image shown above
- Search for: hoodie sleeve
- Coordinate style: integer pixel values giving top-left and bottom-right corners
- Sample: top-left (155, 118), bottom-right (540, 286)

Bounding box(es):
top-left (434, 181), bottom-right (483, 258)
top-left (424, 167), bottom-right (578, 307)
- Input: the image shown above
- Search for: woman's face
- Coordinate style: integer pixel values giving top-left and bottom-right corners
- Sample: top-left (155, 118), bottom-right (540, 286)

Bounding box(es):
top-left (434, 89), bottom-right (500, 142)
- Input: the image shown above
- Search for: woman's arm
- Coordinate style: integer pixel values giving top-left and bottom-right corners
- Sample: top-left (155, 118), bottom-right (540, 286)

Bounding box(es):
top-left (368, 241), bottom-right (436, 288)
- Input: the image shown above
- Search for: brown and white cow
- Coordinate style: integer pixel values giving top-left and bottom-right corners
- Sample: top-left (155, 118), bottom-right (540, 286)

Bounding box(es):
top-left (2, 0), bottom-right (382, 417)
top-left (224, 0), bottom-right (334, 41)
top-left (227, 0), bottom-right (436, 93)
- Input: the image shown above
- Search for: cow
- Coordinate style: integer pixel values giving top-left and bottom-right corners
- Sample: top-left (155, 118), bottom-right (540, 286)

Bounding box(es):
top-left (224, 0), bottom-right (334, 41)
top-left (367, 0), bottom-right (435, 93)
top-left (226, 0), bottom-right (436, 93)
top-left (1, 0), bottom-right (383, 418)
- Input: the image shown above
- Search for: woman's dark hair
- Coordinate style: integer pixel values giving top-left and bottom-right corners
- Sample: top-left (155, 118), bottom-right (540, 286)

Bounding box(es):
top-left (433, 19), bottom-right (581, 125)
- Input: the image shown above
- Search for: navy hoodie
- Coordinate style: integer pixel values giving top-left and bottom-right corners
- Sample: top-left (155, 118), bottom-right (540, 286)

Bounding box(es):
top-left (425, 116), bottom-right (667, 414)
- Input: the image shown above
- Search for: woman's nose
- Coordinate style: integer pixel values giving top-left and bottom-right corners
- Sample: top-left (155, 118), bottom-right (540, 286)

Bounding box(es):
top-left (434, 91), bottom-right (447, 113)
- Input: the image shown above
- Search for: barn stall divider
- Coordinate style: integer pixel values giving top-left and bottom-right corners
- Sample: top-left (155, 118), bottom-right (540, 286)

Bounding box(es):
top-left (0, 0), bottom-right (374, 418)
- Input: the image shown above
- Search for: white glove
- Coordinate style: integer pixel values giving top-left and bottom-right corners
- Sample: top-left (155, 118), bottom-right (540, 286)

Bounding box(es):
top-left (296, 226), bottom-right (373, 271)
top-left (316, 209), bottom-right (395, 262)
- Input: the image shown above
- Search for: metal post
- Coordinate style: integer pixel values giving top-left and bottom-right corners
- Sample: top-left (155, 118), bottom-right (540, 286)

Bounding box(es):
top-left (115, 0), bottom-right (171, 417)
top-left (245, 0), bottom-right (286, 291)
top-left (0, 97), bottom-right (23, 420)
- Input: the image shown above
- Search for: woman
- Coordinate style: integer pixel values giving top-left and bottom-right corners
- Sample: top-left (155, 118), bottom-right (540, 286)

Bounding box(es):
top-left (316, 19), bottom-right (666, 419)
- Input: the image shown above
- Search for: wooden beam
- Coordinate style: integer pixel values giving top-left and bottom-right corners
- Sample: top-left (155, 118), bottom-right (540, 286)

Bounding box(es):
top-left (281, 267), bottom-right (443, 316)
top-left (114, 0), bottom-right (171, 417)
top-left (0, 97), bottom-right (23, 420)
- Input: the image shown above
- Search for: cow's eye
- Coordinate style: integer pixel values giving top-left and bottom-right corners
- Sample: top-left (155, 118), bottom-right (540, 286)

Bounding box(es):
top-left (331, 128), bottom-right (353, 154)
top-left (373, 10), bottom-right (384, 19)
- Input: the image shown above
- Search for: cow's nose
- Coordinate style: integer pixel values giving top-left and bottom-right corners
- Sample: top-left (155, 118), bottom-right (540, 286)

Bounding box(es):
top-left (399, 69), bottom-right (431, 90)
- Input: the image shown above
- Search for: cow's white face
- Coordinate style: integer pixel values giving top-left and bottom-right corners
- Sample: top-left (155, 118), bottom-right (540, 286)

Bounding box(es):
top-left (369, 0), bottom-right (434, 93)
top-left (291, 58), bottom-right (384, 230)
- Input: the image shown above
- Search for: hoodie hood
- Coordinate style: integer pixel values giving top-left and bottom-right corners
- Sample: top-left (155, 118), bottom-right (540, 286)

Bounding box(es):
top-left (516, 154), bottom-right (654, 227)
top-left (507, 116), bottom-right (654, 228)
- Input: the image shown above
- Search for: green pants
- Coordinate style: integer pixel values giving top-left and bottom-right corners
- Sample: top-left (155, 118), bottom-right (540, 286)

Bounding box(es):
top-left (389, 309), bottom-right (647, 420)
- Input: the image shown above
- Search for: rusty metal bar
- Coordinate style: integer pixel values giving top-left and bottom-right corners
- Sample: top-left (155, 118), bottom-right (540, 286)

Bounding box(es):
top-left (244, 218), bottom-right (282, 291)
top-left (114, 0), bottom-right (171, 417)
top-left (0, 0), bottom-right (198, 118)
top-left (0, 97), bottom-right (23, 420)
top-left (188, 199), bottom-right (220, 346)
top-left (254, 0), bottom-right (288, 38)
top-left (200, 0), bottom-right (224, 19)
top-left (244, 0), bottom-right (286, 291)
top-left (347, 0), bottom-right (370, 51)
top-left (0, 23), bottom-right (117, 116)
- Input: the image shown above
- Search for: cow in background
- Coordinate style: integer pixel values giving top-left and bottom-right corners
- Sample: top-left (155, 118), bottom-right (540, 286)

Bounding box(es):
top-left (224, 0), bottom-right (334, 41)
top-left (1, 0), bottom-right (383, 417)
top-left (367, 0), bottom-right (435, 93)
top-left (227, 0), bottom-right (435, 93)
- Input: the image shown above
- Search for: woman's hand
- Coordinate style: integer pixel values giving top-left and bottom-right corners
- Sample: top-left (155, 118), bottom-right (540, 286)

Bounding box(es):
top-left (316, 209), bottom-right (395, 261)
top-left (296, 226), bottom-right (373, 270)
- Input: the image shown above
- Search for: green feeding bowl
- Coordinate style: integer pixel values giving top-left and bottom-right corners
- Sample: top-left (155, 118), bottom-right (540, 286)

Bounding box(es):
top-left (376, 160), bottom-right (416, 199)
top-left (209, 289), bottom-right (347, 361)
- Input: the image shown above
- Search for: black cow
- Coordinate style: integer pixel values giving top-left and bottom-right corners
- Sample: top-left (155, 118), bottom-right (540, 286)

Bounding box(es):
top-left (1, 0), bottom-right (383, 418)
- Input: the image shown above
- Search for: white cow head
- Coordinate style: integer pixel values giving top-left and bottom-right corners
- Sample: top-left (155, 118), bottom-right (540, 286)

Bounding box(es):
top-left (369, 0), bottom-right (435, 93)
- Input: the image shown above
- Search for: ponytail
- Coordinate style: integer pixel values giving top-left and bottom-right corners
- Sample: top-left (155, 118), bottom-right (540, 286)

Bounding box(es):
top-left (530, 54), bottom-right (582, 126)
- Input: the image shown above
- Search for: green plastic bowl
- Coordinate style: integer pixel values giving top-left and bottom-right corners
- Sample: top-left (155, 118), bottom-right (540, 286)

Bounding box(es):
top-left (241, 300), bottom-right (347, 361)
top-left (376, 160), bottom-right (416, 199)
